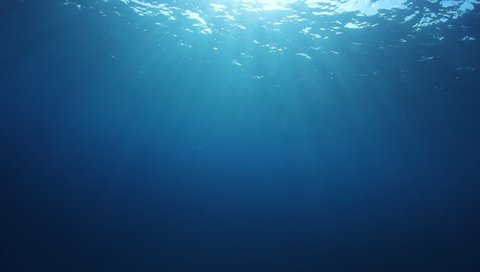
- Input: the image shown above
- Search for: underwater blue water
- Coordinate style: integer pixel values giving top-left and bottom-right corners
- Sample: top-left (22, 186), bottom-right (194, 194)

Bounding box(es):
top-left (2, 0), bottom-right (480, 271)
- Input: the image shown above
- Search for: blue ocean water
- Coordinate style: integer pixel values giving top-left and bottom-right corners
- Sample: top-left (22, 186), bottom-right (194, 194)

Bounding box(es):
top-left (1, 0), bottom-right (480, 271)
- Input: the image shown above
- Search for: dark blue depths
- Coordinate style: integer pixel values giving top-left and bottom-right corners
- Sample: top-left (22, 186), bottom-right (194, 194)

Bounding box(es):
top-left (1, 1), bottom-right (480, 271)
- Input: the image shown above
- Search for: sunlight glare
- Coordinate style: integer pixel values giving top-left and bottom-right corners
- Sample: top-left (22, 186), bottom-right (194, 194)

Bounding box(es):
top-left (238, 0), bottom-right (300, 11)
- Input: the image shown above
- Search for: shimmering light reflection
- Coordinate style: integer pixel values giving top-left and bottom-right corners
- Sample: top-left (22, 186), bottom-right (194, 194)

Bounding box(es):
top-left (64, 0), bottom-right (479, 66)
top-left (92, 0), bottom-right (480, 32)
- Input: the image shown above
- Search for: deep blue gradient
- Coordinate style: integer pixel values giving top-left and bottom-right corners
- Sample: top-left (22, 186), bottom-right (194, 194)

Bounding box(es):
top-left (2, 1), bottom-right (480, 271)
